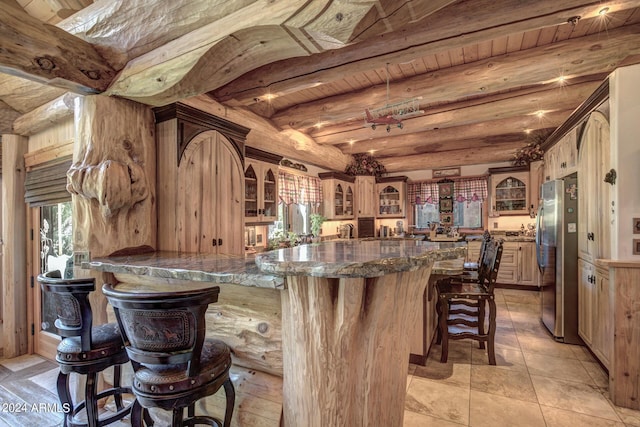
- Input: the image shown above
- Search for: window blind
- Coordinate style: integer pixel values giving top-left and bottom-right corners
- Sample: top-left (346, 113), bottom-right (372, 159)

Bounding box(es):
top-left (24, 157), bottom-right (72, 207)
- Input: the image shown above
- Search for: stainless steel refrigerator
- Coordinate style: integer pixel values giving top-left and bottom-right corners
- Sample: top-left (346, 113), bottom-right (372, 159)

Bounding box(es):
top-left (535, 173), bottom-right (580, 344)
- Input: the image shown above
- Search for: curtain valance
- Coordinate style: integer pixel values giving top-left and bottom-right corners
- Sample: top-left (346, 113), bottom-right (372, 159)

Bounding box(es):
top-left (278, 171), bottom-right (323, 205)
top-left (409, 176), bottom-right (488, 204)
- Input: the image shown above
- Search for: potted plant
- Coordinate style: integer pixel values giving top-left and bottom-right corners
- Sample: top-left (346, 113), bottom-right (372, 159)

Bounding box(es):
top-left (310, 213), bottom-right (327, 240)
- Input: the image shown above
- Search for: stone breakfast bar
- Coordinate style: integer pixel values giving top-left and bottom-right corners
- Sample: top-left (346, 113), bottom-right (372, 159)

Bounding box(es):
top-left (85, 239), bottom-right (466, 426)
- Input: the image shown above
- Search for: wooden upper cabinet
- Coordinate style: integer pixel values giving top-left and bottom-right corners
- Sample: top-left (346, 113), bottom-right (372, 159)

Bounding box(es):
top-left (319, 172), bottom-right (355, 220)
top-left (376, 176), bottom-right (408, 218)
top-left (544, 127), bottom-right (578, 181)
top-left (244, 160), bottom-right (279, 224)
top-left (355, 175), bottom-right (376, 217)
top-left (490, 171), bottom-right (529, 215)
top-left (578, 111), bottom-right (611, 263)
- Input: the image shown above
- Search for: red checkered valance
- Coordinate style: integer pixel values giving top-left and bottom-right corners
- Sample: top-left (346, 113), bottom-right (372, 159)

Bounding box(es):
top-left (453, 177), bottom-right (488, 202)
top-left (297, 175), bottom-right (322, 205)
top-left (278, 171), bottom-right (323, 205)
top-left (408, 181), bottom-right (439, 205)
top-left (409, 176), bottom-right (488, 204)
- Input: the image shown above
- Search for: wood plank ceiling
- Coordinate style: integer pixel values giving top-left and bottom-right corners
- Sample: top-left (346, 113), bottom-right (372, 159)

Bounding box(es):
top-left (2, 0), bottom-right (640, 173)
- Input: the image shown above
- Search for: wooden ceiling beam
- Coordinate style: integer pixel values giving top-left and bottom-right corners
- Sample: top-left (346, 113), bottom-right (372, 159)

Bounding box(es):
top-left (272, 23), bottom-right (640, 131)
top-left (0, 99), bottom-right (22, 134)
top-left (12, 92), bottom-right (79, 136)
top-left (0, 2), bottom-right (114, 94)
top-left (380, 141), bottom-right (528, 173)
top-left (105, 0), bottom-right (450, 107)
top-left (214, 0), bottom-right (640, 105)
top-left (313, 80), bottom-right (601, 145)
top-left (337, 112), bottom-right (571, 156)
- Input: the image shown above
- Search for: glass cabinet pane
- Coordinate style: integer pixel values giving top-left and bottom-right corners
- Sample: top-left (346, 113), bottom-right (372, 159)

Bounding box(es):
top-left (495, 176), bottom-right (526, 212)
top-left (263, 168), bottom-right (276, 217)
top-left (245, 165), bottom-right (258, 217)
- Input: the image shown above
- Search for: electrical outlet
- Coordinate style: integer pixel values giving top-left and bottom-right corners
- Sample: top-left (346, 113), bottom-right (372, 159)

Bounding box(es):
top-left (73, 251), bottom-right (91, 266)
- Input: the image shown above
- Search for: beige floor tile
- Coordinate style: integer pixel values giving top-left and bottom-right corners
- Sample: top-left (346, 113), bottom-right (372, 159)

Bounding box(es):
top-left (524, 353), bottom-right (594, 385)
top-left (492, 329), bottom-right (521, 350)
top-left (413, 358), bottom-right (471, 389)
top-left (501, 290), bottom-right (540, 305)
top-left (540, 405), bottom-right (625, 426)
top-left (429, 339), bottom-right (473, 364)
top-left (505, 302), bottom-right (539, 315)
top-left (469, 390), bottom-right (545, 427)
top-left (581, 360), bottom-right (609, 390)
top-left (471, 365), bottom-right (537, 402)
top-left (405, 376), bottom-right (470, 425)
top-left (403, 410), bottom-right (466, 426)
top-left (570, 344), bottom-right (596, 361)
top-left (517, 334), bottom-right (578, 359)
top-left (471, 345), bottom-right (527, 370)
top-left (609, 401), bottom-right (640, 426)
top-left (0, 354), bottom-right (47, 371)
top-left (530, 375), bottom-right (621, 421)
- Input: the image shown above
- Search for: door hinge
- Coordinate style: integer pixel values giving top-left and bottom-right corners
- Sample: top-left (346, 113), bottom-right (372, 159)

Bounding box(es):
top-left (31, 324), bottom-right (35, 336)
top-left (30, 276), bottom-right (34, 288)
top-left (30, 229), bottom-right (34, 240)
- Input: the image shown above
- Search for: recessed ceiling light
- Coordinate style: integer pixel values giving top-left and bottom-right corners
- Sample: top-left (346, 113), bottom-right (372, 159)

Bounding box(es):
top-left (599, 7), bottom-right (610, 16)
top-left (536, 111), bottom-right (545, 118)
top-left (524, 129), bottom-right (532, 134)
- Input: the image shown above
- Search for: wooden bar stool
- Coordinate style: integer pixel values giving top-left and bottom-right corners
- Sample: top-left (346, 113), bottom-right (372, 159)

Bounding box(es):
top-left (436, 238), bottom-right (503, 365)
top-left (38, 271), bottom-right (133, 427)
top-left (102, 283), bottom-right (235, 427)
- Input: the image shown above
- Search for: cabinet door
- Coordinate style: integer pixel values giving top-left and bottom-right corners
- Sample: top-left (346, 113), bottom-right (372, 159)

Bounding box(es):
top-left (491, 172), bottom-right (529, 215)
top-left (356, 176), bottom-right (376, 217)
top-left (593, 266), bottom-right (612, 369)
top-left (377, 184), bottom-right (405, 217)
top-left (261, 165), bottom-right (278, 222)
top-left (344, 185), bottom-right (354, 217)
top-left (577, 259), bottom-right (595, 346)
top-left (544, 143), bottom-right (559, 181)
top-left (518, 242), bottom-right (539, 286)
top-left (496, 242), bottom-right (518, 284)
top-left (244, 162), bottom-right (259, 222)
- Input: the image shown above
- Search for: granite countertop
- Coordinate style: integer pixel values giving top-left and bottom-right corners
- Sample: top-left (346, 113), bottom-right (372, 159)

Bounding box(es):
top-left (255, 240), bottom-right (466, 278)
top-left (84, 251), bottom-right (285, 289)
top-left (465, 234), bottom-right (535, 242)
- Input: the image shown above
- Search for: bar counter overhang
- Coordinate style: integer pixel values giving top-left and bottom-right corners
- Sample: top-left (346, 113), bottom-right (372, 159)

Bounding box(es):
top-left (85, 240), bottom-right (466, 426)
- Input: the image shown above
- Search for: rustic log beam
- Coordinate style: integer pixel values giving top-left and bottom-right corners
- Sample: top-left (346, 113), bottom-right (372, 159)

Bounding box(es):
top-left (272, 23), bottom-right (640, 131)
top-left (380, 140), bottom-right (528, 173)
top-left (180, 95), bottom-right (351, 172)
top-left (338, 112), bottom-right (570, 157)
top-left (0, 74), bottom-right (66, 113)
top-left (0, 2), bottom-right (114, 94)
top-left (215, 0), bottom-right (640, 106)
top-left (12, 93), bottom-right (80, 136)
top-left (105, 0), bottom-right (454, 106)
top-left (314, 80), bottom-right (601, 146)
top-left (0, 100), bottom-right (21, 134)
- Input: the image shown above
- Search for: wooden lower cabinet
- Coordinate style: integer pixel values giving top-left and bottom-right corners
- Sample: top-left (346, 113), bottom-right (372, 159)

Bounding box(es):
top-left (593, 265), bottom-right (612, 369)
top-left (495, 241), bottom-right (539, 286)
top-left (578, 258), bottom-right (612, 369)
top-left (578, 259), bottom-right (595, 346)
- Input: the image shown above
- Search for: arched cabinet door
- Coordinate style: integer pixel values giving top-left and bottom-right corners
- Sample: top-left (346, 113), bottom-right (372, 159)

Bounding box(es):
top-left (490, 171), bottom-right (529, 216)
top-left (174, 130), bottom-right (244, 255)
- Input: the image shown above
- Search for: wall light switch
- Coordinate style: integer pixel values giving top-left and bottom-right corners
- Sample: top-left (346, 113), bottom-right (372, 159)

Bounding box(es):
top-left (73, 251), bottom-right (90, 266)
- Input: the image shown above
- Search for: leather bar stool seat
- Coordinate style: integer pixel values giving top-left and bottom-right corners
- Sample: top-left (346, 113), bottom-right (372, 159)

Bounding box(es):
top-left (103, 283), bottom-right (235, 427)
top-left (38, 271), bottom-right (133, 427)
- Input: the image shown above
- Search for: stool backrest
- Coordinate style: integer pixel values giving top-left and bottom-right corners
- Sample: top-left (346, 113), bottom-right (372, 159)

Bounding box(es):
top-left (102, 284), bottom-right (220, 377)
top-left (477, 238), bottom-right (504, 293)
top-left (37, 271), bottom-right (96, 352)
top-left (476, 230), bottom-right (492, 264)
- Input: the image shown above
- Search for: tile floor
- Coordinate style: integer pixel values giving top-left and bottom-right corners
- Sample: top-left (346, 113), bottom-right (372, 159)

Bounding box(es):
top-left (3, 288), bottom-right (640, 426)
top-left (404, 288), bottom-right (640, 426)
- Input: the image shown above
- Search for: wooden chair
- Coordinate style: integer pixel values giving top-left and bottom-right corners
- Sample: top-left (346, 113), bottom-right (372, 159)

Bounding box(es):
top-left (102, 284), bottom-right (235, 427)
top-left (462, 229), bottom-right (492, 275)
top-left (436, 238), bottom-right (504, 365)
top-left (38, 271), bottom-right (133, 427)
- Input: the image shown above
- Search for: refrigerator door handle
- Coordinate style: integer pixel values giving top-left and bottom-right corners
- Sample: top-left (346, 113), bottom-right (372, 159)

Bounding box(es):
top-left (535, 204), bottom-right (544, 274)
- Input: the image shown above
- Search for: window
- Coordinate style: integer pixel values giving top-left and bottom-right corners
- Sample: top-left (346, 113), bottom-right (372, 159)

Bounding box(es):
top-left (453, 200), bottom-right (482, 228)
top-left (414, 201), bottom-right (481, 228)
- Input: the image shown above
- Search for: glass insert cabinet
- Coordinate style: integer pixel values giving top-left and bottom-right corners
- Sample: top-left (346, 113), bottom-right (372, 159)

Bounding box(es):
top-left (244, 148), bottom-right (282, 224)
top-left (490, 170), bottom-right (529, 215)
top-left (376, 176), bottom-right (408, 218)
top-left (319, 172), bottom-right (355, 220)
